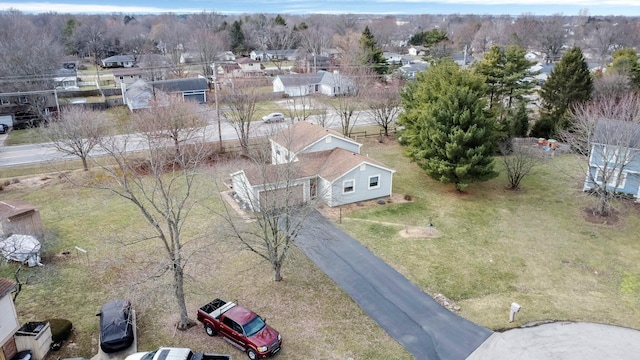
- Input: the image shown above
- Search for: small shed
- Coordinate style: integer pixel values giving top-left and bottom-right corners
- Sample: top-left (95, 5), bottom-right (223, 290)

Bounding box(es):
top-left (0, 200), bottom-right (43, 237)
top-left (14, 322), bottom-right (52, 360)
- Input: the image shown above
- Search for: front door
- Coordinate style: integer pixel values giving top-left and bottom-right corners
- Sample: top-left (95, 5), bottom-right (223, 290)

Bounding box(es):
top-left (310, 178), bottom-right (317, 200)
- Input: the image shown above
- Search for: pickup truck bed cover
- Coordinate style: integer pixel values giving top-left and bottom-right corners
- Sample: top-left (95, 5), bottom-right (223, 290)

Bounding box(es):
top-left (208, 302), bottom-right (236, 319)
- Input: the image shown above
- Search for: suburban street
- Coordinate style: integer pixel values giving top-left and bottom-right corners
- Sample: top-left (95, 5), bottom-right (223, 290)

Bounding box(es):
top-left (0, 109), bottom-right (378, 168)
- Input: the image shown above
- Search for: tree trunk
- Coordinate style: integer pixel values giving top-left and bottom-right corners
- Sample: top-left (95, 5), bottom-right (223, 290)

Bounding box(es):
top-left (81, 156), bottom-right (89, 171)
top-left (172, 260), bottom-right (192, 329)
top-left (273, 264), bottom-right (282, 282)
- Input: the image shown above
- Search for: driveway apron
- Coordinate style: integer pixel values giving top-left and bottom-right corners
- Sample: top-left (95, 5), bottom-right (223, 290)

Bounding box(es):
top-left (295, 211), bottom-right (492, 360)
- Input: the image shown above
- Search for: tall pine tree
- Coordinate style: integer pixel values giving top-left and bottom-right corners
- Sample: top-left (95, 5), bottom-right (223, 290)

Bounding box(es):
top-left (359, 26), bottom-right (387, 75)
top-left (399, 59), bottom-right (499, 191)
top-left (533, 46), bottom-right (593, 138)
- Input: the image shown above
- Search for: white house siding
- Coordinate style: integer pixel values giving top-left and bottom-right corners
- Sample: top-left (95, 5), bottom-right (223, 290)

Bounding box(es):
top-left (0, 294), bottom-right (19, 350)
top-left (270, 142), bottom-right (295, 165)
top-left (231, 171), bottom-right (257, 210)
top-left (302, 136), bottom-right (361, 154)
top-left (327, 163), bottom-right (394, 207)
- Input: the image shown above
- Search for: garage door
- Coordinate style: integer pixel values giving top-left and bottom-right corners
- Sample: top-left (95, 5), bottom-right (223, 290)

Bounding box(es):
top-left (0, 115), bottom-right (12, 128)
top-left (259, 185), bottom-right (304, 211)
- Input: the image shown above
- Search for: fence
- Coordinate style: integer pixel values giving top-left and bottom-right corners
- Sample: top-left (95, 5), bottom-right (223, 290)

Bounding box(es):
top-left (349, 127), bottom-right (398, 140)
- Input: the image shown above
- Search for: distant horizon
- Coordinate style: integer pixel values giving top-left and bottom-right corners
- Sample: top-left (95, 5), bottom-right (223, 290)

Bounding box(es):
top-left (1, 1), bottom-right (640, 17)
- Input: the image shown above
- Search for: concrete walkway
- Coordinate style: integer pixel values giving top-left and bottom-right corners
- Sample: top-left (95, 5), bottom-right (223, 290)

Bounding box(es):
top-left (296, 211), bottom-right (492, 360)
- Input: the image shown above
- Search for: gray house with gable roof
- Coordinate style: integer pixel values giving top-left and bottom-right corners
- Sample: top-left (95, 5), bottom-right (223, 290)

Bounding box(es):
top-left (231, 121), bottom-right (395, 212)
top-left (272, 71), bottom-right (356, 97)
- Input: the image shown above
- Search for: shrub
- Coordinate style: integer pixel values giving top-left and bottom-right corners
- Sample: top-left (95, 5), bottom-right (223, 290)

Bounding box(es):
top-left (47, 318), bottom-right (73, 343)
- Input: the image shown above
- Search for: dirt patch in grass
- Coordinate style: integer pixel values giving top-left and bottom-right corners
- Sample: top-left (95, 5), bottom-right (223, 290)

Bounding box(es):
top-left (581, 207), bottom-right (620, 226)
top-left (398, 225), bottom-right (441, 238)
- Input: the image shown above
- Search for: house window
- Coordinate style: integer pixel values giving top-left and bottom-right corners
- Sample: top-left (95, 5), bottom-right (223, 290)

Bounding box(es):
top-left (325, 137), bottom-right (331, 144)
top-left (343, 179), bottom-right (355, 194)
top-left (369, 175), bottom-right (380, 189)
top-left (0, 97), bottom-right (8, 105)
top-left (595, 168), bottom-right (627, 189)
top-left (18, 96), bottom-right (29, 104)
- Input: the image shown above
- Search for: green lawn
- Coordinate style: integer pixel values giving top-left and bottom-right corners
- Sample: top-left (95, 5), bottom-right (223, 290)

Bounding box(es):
top-left (344, 139), bottom-right (640, 330)
top-left (1, 137), bottom-right (639, 359)
top-left (0, 163), bottom-right (411, 360)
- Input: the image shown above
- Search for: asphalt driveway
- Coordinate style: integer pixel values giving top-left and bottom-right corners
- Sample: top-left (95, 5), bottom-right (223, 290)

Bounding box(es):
top-left (295, 210), bottom-right (492, 360)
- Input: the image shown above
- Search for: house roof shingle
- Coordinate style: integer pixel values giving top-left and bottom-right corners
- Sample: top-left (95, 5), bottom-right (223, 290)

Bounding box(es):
top-left (271, 121), bottom-right (353, 154)
top-left (242, 147), bottom-right (391, 186)
top-left (152, 77), bottom-right (209, 93)
top-left (0, 277), bottom-right (17, 298)
top-left (0, 200), bottom-right (38, 220)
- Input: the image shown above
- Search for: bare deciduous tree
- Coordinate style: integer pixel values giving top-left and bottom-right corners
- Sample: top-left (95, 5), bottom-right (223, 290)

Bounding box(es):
top-left (221, 81), bottom-right (259, 155)
top-left (40, 106), bottom-right (109, 171)
top-left (89, 96), bottom-right (212, 329)
top-left (500, 141), bottom-right (539, 190)
top-left (563, 93), bottom-right (640, 216)
top-left (219, 126), bottom-right (325, 281)
top-left (583, 19), bottom-right (622, 67)
top-left (365, 81), bottom-right (401, 137)
top-left (537, 14), bottom-right (565, 64)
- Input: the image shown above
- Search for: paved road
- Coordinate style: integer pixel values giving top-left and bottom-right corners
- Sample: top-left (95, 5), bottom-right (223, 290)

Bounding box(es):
top-left (295, 211), bottom-right (492, 360)
top-left (467, 321), bottom-right (640, 359)
top-left (0, 111), bottom-right (377, 167)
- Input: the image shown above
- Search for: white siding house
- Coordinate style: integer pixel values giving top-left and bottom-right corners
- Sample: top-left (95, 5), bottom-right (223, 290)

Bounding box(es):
top-left (0, 278), bottom-right (19, 360)
top-left (231, 121), bottom-right (394, 212)
top-left (272, 71), bottom-right (356, 97)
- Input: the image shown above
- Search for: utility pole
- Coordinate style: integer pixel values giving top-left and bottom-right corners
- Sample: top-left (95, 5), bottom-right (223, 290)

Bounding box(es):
top-left (213, 78), bottom-right (223, 153)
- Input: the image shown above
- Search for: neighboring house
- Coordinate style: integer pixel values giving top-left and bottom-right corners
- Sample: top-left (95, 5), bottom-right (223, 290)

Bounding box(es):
top-left (54, 68), bottom-right (78, 89)
top-left (137, 54), bottom-right (171, 68)
top-left (101, 55), bottom-right (135, 68)
top-left (0, 199), bottom-right (44, 237)
top-left (180, 52), bottom-right (196, 64)
top-left (236, 57), bottom-right (265, 77)
top-left (250, 49), bottom-right (298, 61)
top-left (217, 51), bottom-right (236, 62)
top-left (272, 70), bottom-right (356, 97)
top-left (124, 77), bottom-right (209, 111)
top-left (296, 55), bottom-right (333, 73)
top-left (408, 46), bottom-right (426, 56)
top-left (583, 120), bottom-right (640, 200)
top-left (0, 278), bottom-right (19, 360)
top-left (212, 62), bottom-right (242, 79)
top-left (231, 121), bottom-right (395, 212)
top-left (398, 62), bottom-right (429, 80)
top-left (383, 52), bottom-right (403, 64)
top-left (113, 68), bottom-right (145, 88)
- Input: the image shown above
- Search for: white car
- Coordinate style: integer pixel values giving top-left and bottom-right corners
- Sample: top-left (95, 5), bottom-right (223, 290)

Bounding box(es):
top-left (262, 112), bottom-right (285, 123)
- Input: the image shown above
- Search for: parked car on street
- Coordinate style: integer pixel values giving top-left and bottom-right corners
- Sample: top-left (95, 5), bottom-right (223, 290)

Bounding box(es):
top-left (262, 113), bottom-right (285, 123)
top-left (97, 299), bottom-right (135, 353)
top-left (197, 298), bottom-right (282, 359)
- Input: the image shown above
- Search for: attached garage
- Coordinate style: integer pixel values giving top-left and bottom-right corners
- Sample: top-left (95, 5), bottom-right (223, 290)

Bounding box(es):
top-left (259, 184), bottom-right (305, 211)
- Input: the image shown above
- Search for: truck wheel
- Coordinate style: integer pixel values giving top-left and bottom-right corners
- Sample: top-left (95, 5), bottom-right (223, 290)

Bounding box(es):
top-left (246, 349), bottom-right (257, 360)
top-left (204, 324), bottom-right (216, 336)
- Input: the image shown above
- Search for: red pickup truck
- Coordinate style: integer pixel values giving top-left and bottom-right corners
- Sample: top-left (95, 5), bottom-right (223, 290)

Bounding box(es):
top-left (196, 298), bottom-right (282, 360)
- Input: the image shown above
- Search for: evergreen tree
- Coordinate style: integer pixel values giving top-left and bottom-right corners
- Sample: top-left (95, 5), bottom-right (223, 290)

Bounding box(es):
top-left (474, 45), bottom-right (537, 123)
top-left (359, 26), bottom-right (387, 74)
top-left (229, 20), bottom-right (245, 55)
top-left (399, 59), bottom-right (499, 191)
top-left (609, 48), bottom-right (640, 89)
top-left (535, 46), bottom-right (593, 137)
top-left (510, 100), bottom-right (530, 137)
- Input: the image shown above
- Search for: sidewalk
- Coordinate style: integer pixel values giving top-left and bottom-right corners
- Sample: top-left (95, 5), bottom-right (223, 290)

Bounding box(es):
top-left (467, 321), bottom-right (640, 359)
